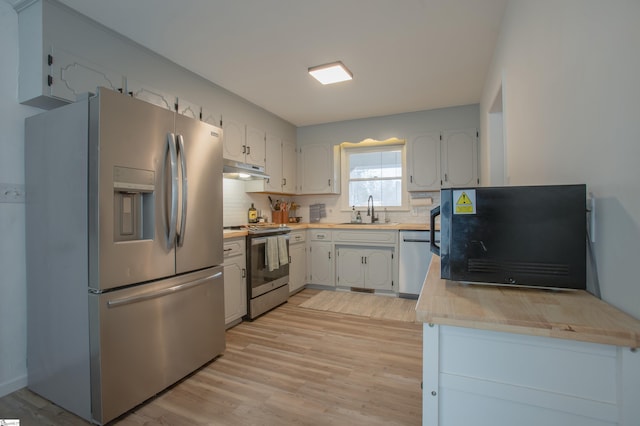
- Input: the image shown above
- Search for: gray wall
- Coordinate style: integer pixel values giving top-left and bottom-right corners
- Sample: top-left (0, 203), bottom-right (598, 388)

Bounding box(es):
top-left (23, 0), bottom-right (297, 140)
top-left (480, 0), bottom-right (640, 319)
top-left (0, 0), bottom-right (43, 397)
top-left (295, 104), bottom-right (479, 224)
top-left (297, 104), bottom-right (479, 147)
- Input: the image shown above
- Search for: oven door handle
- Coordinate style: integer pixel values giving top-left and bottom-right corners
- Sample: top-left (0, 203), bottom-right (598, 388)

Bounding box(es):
top-left (251, 235), bottom-right (290, 246)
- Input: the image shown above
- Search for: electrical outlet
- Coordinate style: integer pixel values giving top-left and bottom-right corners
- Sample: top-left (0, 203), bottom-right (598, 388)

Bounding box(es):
top-left (0, 183), bottom-right (26, 203)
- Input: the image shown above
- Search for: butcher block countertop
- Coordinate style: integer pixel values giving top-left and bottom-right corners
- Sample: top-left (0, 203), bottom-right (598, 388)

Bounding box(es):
top-left (223, 229), bottom-right (248, 239)
top-left (416, 256), bottom-right (640, 348)
top-left (303, 222), bottom-right (430, 230)
top-left (223, 222), bottom-right (431, 238)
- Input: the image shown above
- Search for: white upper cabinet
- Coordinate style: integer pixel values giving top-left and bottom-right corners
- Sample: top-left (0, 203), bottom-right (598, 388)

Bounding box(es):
top-left (222, 118), bottom-right (247, 163)
top-left (126, 79), bottom-right (176, 111)
top-left (281, 138), bottom-right (297, 193)
top-left (264, 133), bottom-right (283, 193)
top-left (406, 128), bottom-right (478, 191)
top-left (48, 47), bottom-right (124, 104)
top-left (176, 97), bottom-right (200, 120)
top-left (246, 134), bottom-right (297, 194)
top-left (441, 128), bottom-right (478, 188)
top-left (200, 107), bottom-right (221, 128)
top-left (407, 132), bottom-right (441, 191)
top-left (245, 125), bottom-right (267, 167)
top-left (223, 118), bottom-right (266, 168)
top-left (298, 144), bottom-right (340, 194)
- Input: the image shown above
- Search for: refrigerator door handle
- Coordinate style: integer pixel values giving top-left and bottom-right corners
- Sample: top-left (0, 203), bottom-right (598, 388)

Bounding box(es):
top-left (107, 271), bottom-right (222, 308)
top-left (166, 132), bottom-right (179, 250)
top-left (176, 134), bottom-right (188, 247)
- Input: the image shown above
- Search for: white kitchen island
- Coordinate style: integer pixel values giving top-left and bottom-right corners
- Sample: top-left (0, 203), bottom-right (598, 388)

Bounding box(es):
top-left (416, 256), bottom-right (640, 426)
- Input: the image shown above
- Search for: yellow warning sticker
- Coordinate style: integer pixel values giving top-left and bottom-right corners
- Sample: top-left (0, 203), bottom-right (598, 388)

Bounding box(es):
top-left (453, 189), bottom-right (476, 214)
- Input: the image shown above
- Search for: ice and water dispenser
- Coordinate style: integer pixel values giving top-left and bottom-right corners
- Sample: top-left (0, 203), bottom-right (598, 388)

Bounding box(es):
top-left (113, 166), bottom-right (155, 241)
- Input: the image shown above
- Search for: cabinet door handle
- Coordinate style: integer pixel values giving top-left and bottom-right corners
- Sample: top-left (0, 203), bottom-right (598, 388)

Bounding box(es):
top-left (328, 179), bottom-right (331, 186)
top-left (444, 173), bottom-right (448, 182)
top-left (361, 256), bottom-right (364, 264)
top-left (242, 268), bottom-right (246, 278)
top-left (364, 257), bottom-right (367, 264)
top-left (246, 145), bottom-right (251, 155)
top-left (328, 251), bottom-right (331, 260)
top-left (410, 175), bottom-right (413, 183)
top-left (242, 145), bottom-right (246, 154)
top-left (282, 178), bottom-right (286, 186)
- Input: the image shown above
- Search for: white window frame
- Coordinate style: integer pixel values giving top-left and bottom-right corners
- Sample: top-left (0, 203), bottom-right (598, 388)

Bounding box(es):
top-left (340, 139), bottom-right (408, 212)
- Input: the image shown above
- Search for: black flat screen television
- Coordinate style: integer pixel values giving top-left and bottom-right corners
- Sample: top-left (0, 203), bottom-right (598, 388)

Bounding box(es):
top-left (430, 184), bottom-right (586, 290)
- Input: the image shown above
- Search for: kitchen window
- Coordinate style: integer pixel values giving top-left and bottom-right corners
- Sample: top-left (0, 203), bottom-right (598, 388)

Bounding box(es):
top-left (341, 138), bottom-right (407, 210)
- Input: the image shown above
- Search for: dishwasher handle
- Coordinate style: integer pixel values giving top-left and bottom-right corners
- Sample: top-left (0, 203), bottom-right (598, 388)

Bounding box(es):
top-left (402, 238), bottom-right (431, 243)
top-left (430, 206), bottom-right (440, 256)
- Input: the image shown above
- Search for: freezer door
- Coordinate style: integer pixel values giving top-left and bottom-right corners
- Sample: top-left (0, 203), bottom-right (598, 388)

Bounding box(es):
top-left (89, 266), bottom-right (225, 424)
top-left (174, 114), bottom-right (224, 272)
top-left (91, 88), bottom-right (176, 290)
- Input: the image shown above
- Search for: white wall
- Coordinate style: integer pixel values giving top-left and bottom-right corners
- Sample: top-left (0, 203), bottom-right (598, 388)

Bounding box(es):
top-left (480, 0), bottom-right (640, 318)
top-left (296, 105), bottom-right (479, 224)
top-left (223, 178), bottom-right (281, 226)
top-left (0, 1), bottom-right (43, 397)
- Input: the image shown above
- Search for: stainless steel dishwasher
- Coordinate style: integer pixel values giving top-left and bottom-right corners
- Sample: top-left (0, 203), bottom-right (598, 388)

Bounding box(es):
top-left (399, 230), bottom-right (440, 298)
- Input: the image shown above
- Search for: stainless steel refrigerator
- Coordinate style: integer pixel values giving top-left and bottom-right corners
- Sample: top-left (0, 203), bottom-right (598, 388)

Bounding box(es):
top-left (25, 87), bottom-right (225, 424)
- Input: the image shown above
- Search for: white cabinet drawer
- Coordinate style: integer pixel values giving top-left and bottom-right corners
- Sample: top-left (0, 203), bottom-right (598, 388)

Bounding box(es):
top-left (290, 230), bottom-right (306, 244)
top-left (223, 239), bottom-right (245, 258)
top-left (333, 229), bottom-right (398, 244)
top-left (309, 230), bottom-right (332, 241)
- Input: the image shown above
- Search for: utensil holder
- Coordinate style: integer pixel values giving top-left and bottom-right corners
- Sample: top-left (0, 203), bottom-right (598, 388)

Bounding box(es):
top-left (272, 210), bottom-right (286, 224)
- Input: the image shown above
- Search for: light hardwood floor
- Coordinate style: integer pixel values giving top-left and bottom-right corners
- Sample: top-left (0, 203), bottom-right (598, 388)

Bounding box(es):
top-left (0, 289), bottom-right (423, 425)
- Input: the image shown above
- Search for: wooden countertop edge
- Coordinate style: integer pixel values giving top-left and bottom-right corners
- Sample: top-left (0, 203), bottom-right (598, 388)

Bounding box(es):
top-left (415, 311), bottom-right (640, 348)
top-left (287, 223), bottom-right (433, 230)
top-left (224, 222), bottom-right (433, 238)
top-left (223, 230), bottom-right (248, 239)
top-left (416, 256), bottom-right (640, 348)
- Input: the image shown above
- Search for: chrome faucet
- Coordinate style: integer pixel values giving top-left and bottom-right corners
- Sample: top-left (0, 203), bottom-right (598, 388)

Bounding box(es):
top-left (367, 195), bottom-right (377, 223)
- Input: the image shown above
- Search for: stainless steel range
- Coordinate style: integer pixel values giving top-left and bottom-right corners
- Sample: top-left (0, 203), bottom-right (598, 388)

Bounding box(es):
top-left (245, 225), bottom-right (291, 319)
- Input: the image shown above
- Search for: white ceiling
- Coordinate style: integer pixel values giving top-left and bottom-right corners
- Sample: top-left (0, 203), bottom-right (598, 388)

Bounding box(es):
top-left (19, 0), bottom-right (508, 126)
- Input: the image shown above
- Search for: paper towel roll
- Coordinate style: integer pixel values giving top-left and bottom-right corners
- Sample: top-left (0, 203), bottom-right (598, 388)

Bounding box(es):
top-left (410, 197), bottom-right (433, 206)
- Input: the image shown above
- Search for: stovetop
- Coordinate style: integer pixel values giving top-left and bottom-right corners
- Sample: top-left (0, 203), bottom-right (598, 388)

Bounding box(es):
top-left (224, 224), bottom-right (291, 235)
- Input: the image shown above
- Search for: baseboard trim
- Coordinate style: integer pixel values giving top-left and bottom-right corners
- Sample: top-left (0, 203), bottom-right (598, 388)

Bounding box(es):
top-left (0, 374), bottom-right (27, 398)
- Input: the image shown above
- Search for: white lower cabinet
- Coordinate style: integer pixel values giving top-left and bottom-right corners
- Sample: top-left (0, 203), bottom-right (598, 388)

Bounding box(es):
top-left (308, 242), bottom-right (334, 286)
top-left (223, 238), bottom-right (246, 327)
top-left (307, 230), bottom-right (334, 286)
top-left (333, 229), bottom-right (398, 292)
top-left (288, 231), bottom-right (307, 293)
top-left (336, 246), bottom-right (394, 291)
top-left (423, 325), bottom-right (640, 426)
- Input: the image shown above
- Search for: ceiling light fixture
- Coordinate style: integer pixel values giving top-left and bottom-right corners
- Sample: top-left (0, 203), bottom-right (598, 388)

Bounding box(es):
top-left (308, 61), bottom-right (353, 85)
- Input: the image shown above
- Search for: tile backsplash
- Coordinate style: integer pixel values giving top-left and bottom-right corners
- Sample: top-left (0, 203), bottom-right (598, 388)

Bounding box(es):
top-left (223, 178), bottom-right (441, 226)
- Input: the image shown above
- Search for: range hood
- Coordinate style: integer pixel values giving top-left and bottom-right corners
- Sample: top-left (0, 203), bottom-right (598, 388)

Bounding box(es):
top-left (222, 159), bottom-right (270, 180)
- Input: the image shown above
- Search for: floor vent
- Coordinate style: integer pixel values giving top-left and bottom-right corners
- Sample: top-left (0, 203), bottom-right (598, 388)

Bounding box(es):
top-left (350, 287), bottom-right (374, 293)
